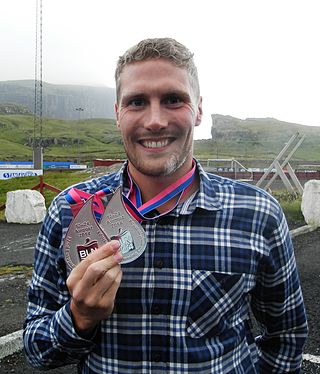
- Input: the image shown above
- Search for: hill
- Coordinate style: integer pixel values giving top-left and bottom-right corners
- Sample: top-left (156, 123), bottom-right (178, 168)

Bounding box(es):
top-left (0, 80), bottom-right (115, 120)
top-left (0, 114), bottom-right (319, 164)
top-left (0, 114), bottom-right (123, 162)
top-left (194, 114), bottom-right (320, 163)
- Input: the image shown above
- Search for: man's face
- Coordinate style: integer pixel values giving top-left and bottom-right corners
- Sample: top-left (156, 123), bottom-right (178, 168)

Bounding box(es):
top-left (115, 58), bottom-right (202, 178)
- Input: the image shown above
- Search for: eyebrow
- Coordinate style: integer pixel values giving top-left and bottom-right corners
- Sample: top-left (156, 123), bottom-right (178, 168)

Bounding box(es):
top-left (120, 92), bottom-right (145, 102)
top-left (121, 90), bottom-right (191, 102)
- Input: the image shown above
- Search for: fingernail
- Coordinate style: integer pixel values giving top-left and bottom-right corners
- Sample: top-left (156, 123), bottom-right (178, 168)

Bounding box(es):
top-left (113, 251), bottom-right (123, 263)
top-left (110, 240), bottom-right (120, 252)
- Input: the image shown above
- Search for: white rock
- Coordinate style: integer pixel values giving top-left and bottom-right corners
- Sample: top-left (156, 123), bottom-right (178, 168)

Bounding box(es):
top-left (0, 330), bottom-right (23, 360)
top-left (301, 180), bottom-right (320, 227)
top-left (5, 189), bottom-right (46, 224)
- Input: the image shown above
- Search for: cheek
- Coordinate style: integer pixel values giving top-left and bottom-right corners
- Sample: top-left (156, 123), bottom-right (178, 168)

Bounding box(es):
top-left (169, 108), bottom-right (193, 125)
top-left (117, 108), bottom-right (126, 123)
top-left (117, 119), bottom-right (135, 142)
top-left (118, 108), bottom-right (140, 124)
top-left (117, 110), bottom-right (131, 132)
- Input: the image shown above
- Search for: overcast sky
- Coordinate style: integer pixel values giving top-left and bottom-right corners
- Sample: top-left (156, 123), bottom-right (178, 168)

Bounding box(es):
top-left (1, 0), bottom-right (320, 139)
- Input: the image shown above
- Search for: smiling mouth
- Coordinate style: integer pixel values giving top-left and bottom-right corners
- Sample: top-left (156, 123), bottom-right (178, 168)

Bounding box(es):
top-left (139, 138), bottom-right (173, 149)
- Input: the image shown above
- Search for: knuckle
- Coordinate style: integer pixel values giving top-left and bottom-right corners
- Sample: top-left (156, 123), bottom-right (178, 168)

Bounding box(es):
top-left (85, 295), bottom-right (98, 309)
top-left (87, 262), bottom-right (106, 278)
top-left (104, 270), bottom-right (116, 283)
top-left (115, 272), bottom-right (123, 287)
top-left (82, 255), bottom-right (95, 267)
top-left (66, 277), bottom-right (73, 290)
top-left (72, 287), bottom-right (85, 304)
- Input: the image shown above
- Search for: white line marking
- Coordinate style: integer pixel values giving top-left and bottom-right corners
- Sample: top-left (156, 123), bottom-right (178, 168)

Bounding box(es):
top-left (303, 354), bottom-right (320, 364)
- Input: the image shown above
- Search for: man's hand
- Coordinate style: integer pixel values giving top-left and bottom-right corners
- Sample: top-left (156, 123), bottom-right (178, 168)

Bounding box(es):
top-left (66, 240), bottom-right (123, 335)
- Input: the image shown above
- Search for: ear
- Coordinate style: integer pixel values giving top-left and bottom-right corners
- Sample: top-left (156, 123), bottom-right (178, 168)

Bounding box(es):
top-left (195, 96), bottom-right (203, 127)
top-left (114, 102), bottom-right (120, 128)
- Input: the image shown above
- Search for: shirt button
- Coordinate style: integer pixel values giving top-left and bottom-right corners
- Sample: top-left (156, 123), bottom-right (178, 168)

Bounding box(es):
top-left (152, 305), bottom-right (161, 314)
top-left (153, 353), bottom-right (161, 362)
top-left (155, 260), bottom-right (163, 269)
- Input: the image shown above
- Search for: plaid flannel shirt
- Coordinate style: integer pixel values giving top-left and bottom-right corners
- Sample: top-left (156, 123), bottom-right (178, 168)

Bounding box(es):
top-left (24, 160), bottom-right (307, 373)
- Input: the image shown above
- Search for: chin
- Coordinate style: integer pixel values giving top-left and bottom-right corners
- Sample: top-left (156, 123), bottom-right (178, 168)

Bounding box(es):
top-left (132, 154), bottom-right (188, 177)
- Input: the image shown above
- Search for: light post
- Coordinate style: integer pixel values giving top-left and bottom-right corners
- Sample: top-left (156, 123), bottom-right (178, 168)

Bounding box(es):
top-left (75, 107), bottom-right (84, 164)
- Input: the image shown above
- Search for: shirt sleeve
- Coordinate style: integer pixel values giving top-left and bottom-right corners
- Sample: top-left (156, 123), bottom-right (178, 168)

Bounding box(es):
top-left (251, 208), bottom-right (308, 373)
top-left (23, 198), bottom-right (98, 369)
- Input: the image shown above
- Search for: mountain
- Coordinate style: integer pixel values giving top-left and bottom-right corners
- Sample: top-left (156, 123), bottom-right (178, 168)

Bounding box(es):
top-left (0, 113), bottom-right (319, 164)
top-left (193, 114), bottom-right (320, 163)
top-left (210, 114), bottom-right (319, 142)
top-left (0, 80), bottom-right (116, 120)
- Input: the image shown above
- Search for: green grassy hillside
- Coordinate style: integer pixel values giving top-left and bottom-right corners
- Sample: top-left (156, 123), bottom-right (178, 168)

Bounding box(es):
top-left (197, 115), bottom-right (320, 161)
top-left (0, 114), bottom-right (319, 163)
top-left (0, 114), bottom-right (124, 161)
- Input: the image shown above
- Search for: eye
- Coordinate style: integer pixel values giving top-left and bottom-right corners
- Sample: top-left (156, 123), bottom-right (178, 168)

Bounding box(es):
top-left (163, 94), bottom-right (183, 106)
top-left (128, 97), bottom-right (146, 107)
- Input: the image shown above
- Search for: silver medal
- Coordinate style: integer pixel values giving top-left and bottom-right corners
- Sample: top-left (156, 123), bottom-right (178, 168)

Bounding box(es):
top-left (99, 188), bottom-right (147, 264)
top-left (63, 196), bottom-right (109, 270)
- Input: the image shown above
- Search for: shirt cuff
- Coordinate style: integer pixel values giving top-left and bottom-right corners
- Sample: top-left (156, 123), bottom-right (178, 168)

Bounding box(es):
top-left (50, 301), bottom-right (99, 352)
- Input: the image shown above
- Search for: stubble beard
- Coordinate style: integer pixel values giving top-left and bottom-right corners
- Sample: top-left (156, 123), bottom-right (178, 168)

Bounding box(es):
top-left (124, 144), bottom-right (193, 178)
top-left (123, 128), bottom-right (195, 177)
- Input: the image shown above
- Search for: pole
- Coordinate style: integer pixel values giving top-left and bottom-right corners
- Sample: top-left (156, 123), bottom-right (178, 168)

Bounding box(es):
top-left (75, 107), bottom-right (84, 164)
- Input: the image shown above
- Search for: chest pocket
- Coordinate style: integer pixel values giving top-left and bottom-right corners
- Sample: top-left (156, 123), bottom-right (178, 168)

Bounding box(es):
top-left (187, 270), bottom-right (252, 339)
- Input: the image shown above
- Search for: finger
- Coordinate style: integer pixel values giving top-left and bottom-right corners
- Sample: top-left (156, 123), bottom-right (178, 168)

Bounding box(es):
top-left (92, 265), bottom-right (122, 297)
top-left (81, 251), bottom-right (123, 287)
top-left (80, 240), bottom-right (120, 268)
top-left (67, 240), bottom-right (120, 286)
top-left (101, 270), bottom-right (123, 316)
top-left (72, 265), bottom-right (122, 315)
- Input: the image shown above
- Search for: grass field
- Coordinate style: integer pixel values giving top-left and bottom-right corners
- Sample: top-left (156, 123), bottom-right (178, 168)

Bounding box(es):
top-left (0, 171), bottom-right (87, 220)
top-left (0, 113), bottom-right (313, 224)
top-left (0, 170), bottom-right (305, 225)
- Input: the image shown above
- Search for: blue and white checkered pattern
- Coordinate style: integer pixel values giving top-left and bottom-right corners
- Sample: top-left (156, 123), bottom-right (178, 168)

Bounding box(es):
top-left (23, 160), bottom-right (307, 373)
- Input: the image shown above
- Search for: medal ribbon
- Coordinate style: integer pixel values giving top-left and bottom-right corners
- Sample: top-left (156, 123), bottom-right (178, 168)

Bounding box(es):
top-left (65, 161), bottom-right (196, 222)
top-left (65, 187), bottom-right (112, 220)
top-left (124, 160), bottom-right (196, 221)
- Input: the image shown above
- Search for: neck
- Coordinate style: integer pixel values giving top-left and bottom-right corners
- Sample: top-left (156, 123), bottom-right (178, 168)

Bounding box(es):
top-left (127, 160), bottom-right (199, 209)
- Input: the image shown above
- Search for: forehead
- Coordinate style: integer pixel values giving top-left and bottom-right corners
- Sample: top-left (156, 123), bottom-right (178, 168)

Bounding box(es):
top-left (118, 59), bottom-right (193, 97)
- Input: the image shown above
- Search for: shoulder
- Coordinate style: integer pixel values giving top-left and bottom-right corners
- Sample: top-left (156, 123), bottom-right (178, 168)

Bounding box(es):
top-left (202, 171), bottom-right (283, 221)
top-left (204, 170), bottom-right (278, 201)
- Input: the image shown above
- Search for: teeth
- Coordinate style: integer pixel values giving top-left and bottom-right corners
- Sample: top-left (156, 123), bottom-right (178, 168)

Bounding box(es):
top-left (142, 139), bottom-right (170, 148)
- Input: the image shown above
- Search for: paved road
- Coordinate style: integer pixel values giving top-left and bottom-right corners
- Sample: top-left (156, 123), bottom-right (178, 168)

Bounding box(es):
top-left (0, 222), bottom-right (41, 266)
top-left (0, 222), bottom-right (319, 373)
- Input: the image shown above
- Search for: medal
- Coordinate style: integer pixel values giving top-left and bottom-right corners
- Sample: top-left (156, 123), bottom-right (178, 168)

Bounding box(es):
top-left (63, 188), bottom-right (147, 268)
top-left (63, 196), bottom-right (109, 270)
top-left (99, 188), bottom-right (147, 264)
top-left (63, 160), bottom-right (197, 268)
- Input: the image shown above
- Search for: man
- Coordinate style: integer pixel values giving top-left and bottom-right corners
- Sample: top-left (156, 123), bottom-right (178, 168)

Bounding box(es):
top-left (24, 38), bottom-right (308, 373)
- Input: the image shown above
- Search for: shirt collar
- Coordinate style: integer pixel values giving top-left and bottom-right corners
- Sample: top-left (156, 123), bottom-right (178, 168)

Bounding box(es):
top-left (116, 159), bottom-right (222, 217)
top-left (171, 159), bottom-right (222, 216)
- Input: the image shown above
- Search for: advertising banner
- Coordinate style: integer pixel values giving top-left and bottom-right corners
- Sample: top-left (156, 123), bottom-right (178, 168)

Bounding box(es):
top-left (0, 169), bottom-right (43, 180)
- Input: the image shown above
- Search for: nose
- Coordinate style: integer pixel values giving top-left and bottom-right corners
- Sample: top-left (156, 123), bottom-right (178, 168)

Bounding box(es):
top-left (144, 102), bottom-right (168, 131)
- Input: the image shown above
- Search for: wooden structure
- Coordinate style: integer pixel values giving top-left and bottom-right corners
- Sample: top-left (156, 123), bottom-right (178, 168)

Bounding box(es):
top-left (256, 132), bottom-right (305, 194)
top-left (93, 159), bottom-right (125, 167)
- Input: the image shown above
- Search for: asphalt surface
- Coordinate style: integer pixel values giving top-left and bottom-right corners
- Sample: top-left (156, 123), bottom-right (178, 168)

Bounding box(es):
top-left (0, 221), bottom-right (319, 373)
